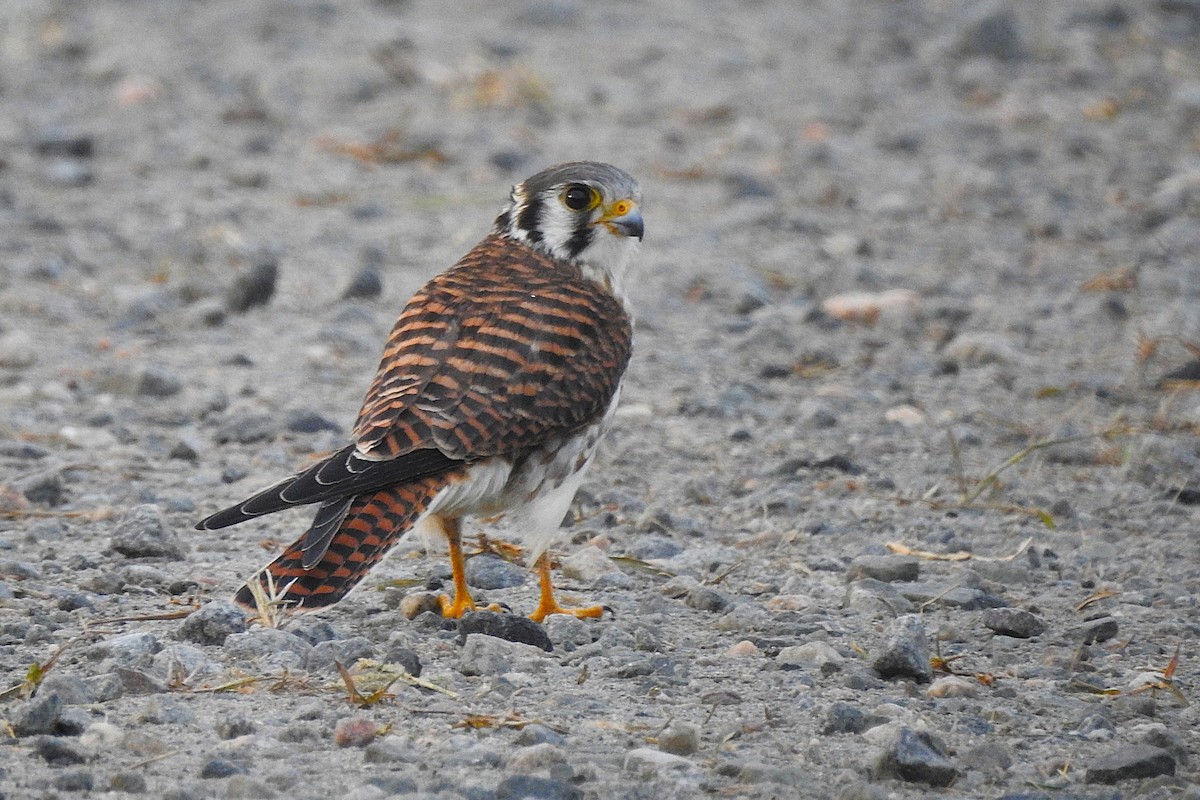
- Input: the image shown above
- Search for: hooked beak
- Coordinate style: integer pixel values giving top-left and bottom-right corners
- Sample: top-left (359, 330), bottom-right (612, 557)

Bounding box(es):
top-left (598, 201), bottom-right (644, 241)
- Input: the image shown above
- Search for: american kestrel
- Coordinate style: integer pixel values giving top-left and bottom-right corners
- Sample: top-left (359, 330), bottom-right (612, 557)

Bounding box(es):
top-left (197, 162), bottom-right (643, 621)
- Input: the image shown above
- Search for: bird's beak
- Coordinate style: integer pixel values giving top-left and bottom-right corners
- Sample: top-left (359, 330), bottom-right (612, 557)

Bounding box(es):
top-left (598, 201), bottom-right (644, 241)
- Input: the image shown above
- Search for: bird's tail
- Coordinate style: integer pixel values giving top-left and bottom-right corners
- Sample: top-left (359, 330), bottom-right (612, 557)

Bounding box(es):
top-left (233, 475), bottom-right (448, 612)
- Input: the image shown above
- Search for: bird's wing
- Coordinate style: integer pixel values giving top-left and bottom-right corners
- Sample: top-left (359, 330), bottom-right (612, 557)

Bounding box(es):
top-left (354, 234), bottom-right (633, 461)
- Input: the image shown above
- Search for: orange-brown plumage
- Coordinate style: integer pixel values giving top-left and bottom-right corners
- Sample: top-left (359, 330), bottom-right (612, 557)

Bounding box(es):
top-left (198, 162), bottom-right (643, 617)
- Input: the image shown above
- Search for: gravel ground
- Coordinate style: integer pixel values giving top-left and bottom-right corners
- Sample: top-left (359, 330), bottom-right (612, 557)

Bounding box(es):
top-left (3, 1), bottom-right (1200, 798)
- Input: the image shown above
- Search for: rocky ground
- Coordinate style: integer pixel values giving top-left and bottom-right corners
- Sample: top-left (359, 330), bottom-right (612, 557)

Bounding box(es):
top-left (2, 1), bottom-right (1200, 798)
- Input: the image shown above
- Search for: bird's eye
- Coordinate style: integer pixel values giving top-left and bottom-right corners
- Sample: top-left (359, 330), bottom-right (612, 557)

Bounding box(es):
top-left (563, 184), bottom-right (598, 211)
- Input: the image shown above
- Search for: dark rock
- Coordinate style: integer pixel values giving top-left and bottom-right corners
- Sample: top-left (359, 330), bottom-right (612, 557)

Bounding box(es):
top-left (215, 713), bottom-right (256, 739)
top-left (873, 727), bottom-right (958, 787)
top-left (110, 771), bottom-right (148, 793)
top-left (179, 601), bottom-right (248, 646)
top-left (110, 504), bottom-right (186, 559)
top-left (383, 643), bottom-right (422, 677)
top-left (873, 614), bottom-right (932, 683)
top-left (285, 409), bottom-right (341, 434)
top-left (0, 440), bottom-right (50, 459)
top-left (1085, 744), bottom-right (1175, 784)
top-left (685, 586), bottom-right (731, 613)
top-left (958, 10), bottom-right (1026, 61)
top-left (215, 413), bottom-right (281, 445)
top-left (54, 769), bottom-right (95, 792)
top-left (496, 774), bottom-right (583, 800)
top-left (1075, 616), bottom-right (1119, 644)
top-left (982, 608), bottom-right (1047, 638)
top-left (223, 628), bottom-right (314, 663)
top-left (366, 775), bottom-right (419, 794)
top-left (466, 554), bottom-right (528, 589)
top-left (289, 619), bottom-right (342, 645)
top-left (113, 667), bottom-right (167, 695)
top-left (342, 265), bottom-right (383, 301)
top-left (35, 129), bottom-right (95, 158)
top-left (307, 637), bottom-right (376, 672)
top-left (200, 758), bottom-right (250, 778)
top-left (34, 735), bottom-right (91, 765)
top-left (821, 702), bottom-right (868, 735)
top-left (11, 691), bottom-right (64, 736)
top-left (226, 258), bottom-right (278, 312)
top-left (847, 555), bottom-right (919, 583)
top-left (459, 610), bottom-right (552, 652)
top-left (137, 366), bottom-right (184, 398)
top-left (17, 470), bottom-right (66, 506)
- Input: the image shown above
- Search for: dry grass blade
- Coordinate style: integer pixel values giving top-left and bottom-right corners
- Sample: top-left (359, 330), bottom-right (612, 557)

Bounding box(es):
top-left (887, 537), bottom-right (1033, 565)
top-left (962, 434), bottom-right (1106, 504)
top-left (0, 636), bottom-right (84, 700)
top-left (245, 569), bottom-right (296, 629)
top-left (1075, 589), bottom-right (1121, 611)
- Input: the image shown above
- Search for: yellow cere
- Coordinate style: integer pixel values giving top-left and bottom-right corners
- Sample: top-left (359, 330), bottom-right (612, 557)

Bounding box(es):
top-left (609, 199), bottom-right (632, 217)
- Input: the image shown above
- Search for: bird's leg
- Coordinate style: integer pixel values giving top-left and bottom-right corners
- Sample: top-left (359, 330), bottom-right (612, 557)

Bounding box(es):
top-left (529, 552), bottom-right (607, 622)
top-left (437, 517), bottom-right (477, 619)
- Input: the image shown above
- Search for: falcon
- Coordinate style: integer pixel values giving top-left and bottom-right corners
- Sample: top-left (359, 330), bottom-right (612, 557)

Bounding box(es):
top-left (197, 161), bottom-right (643, 622)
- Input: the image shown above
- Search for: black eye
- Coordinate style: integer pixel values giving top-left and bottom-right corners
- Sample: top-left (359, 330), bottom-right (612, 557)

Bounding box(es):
top-left (563, 184), bottom-right (595, 211)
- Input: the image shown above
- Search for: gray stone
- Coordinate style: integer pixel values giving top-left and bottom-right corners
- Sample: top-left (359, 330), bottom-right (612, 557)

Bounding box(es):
top-left (822, 702), bottom-right (868, 735)
top-left (34, 734), bottom-right (93, 764)
top-left (37, 673), bottom-right (94, 705)
top-left (137, 366), bottom-right (184, 398)
top-left (895, 582), bottom-right (1004, 610)
top-left (227, 257), bottom-right (278, 312)
top-left (342, 265), bottom-right (383, 300)
top-left (224, 775), bottom-right (278, 799)
top-left (223, 628), bottom-right (314, 665)
top-left (365, 775), bottom-right (418, 795)
top-left (873, 727), bottom-right (958, 787)
top-left (289, 619), bottom-right (342, 645)
top-left (110, 505), bottom-right (186, 559)
top-left (17, 470), bottom-right (66, 506)
top-left (685, 585), bottom-right (731, 613)
top-left (200, 757), bottom-right (250, 778)
top-left (54, 768), bottom-right (95, 791)
top-left (873, 614), bottom-right (932, 683)
top-left (215, 713), bottom-right (257, 739)
top-left (657, 721), bottom-right (700, 755)
top-left (1075, 616), bottom-right (1119, 644)
top-left (1085, 744), bottom-right (1175, 784)
top-left (845, 579), bottom-right (915, 615)
top-left (113, 667), bottom-right (167, 695)
top-left (847, 555), bottom-right (919, 583)
top-left (466, 554), bottom-right (528, 589)
top-left (12, 691), bottom-right (64, 735)
top-left (496, 774), bottom-right (582, 800)
top-left (109, 771), bottom-right (148, 793)
top-left (306, 636), bottom-right (376, 672)
top-left (92, 631), bottom-right (160, 666)
top-left (982, 608), bottom-right (1047, 638)
top-left (623, 747), bottom-right (697, 778)
top-left (460, 632), bottom-right (552, 676)
top-left (958, 10), bottom-right (1026, 61)
top-left (382, 642), bottom-right (422, 677)
top-left (0, 559), bottom-right (42, 579)
top-left (179, 601), bottom-right (248, 645)
top-left (458, 610), bottom-right (552, 651)
top-left (516, 723), bottom-right (566, 747)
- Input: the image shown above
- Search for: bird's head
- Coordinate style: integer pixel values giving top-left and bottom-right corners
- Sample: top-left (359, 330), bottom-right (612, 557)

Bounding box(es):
top-left (496, 161), bottom-right (643, 295)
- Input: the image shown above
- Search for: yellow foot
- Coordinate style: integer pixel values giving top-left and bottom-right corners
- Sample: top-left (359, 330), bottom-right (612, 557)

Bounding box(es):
top-left (437, 593), bottom-right (476, 619)
top-left (529, 600), bottom-right (609, 624)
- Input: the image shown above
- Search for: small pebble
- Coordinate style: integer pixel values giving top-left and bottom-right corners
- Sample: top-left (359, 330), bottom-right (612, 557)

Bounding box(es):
top-left (466, 553), bottom-right (527, 589)
top-left (777, 641), bottom-right (844, 669)
top-left (559, 544), bottom-right (618, 584)
top-left (227, 258), bottom-right (279, 312)
top-left (342, 264), bottom-right (383, 300)
top-left (458, 610), bottom-right (552, 652)
top-left (200, 758), bottom-right (249, 778)
top-left (873, 614), bottom-right (933, 683)
top-left (459, 632), bottom-right (552, 676)
top-left (982, 607), bottom-right (1047, 638)
top-left (54, 769), bottom-right (95, 792)
top-left (873, 727), bottom-right (958, 787)
top-left (685, 585), bottom-right (731, 613)
top-left (34, 735), bottom-right (92, 765)
top-left (926, 675), bottom-right (979, 699)
top-left (179, 601), bottom-right (249, 646)
top-left (1085, 744), bottom-right (1175, 784)
top-left (1075, 616), bottom-right (1119, 644)
top-left (399, 592), bottom-right (442, 619)
top-left (846, 555), bottom-right (919, 583)
top-left (335, 717), bottom-right (379, 748)
top-left (12, 691), bottom-right (64, 736)
top-left (726, 640), bottom-right (762, 658)
top-left (821, 702), bottom-right (867, 735)
top-left (109, 505), bottom-right (186, 560)
top-left (657, 721), bottom-right (700, 755)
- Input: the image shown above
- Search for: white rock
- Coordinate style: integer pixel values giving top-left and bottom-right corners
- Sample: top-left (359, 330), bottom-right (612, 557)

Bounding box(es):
top-left (623, 747), bottom-right (697, 777)
top-left (822, 289), bottom-right (919, 324)
top-left (884, 404), bottom-right (928, 427)
top-left (459, 633), bottom-right (550, 676)
top-left (559, 545), bottom-right (618, 584)
top-left (777, 641), bottom-right (844, 668)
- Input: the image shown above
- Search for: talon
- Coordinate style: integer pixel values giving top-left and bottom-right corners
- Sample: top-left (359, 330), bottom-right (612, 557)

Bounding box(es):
top-left (529, 553), bottom-right (607, 623)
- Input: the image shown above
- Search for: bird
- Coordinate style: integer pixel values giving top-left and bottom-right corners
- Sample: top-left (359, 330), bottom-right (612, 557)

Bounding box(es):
top-left (196, 161), bottom-right (643, 622)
